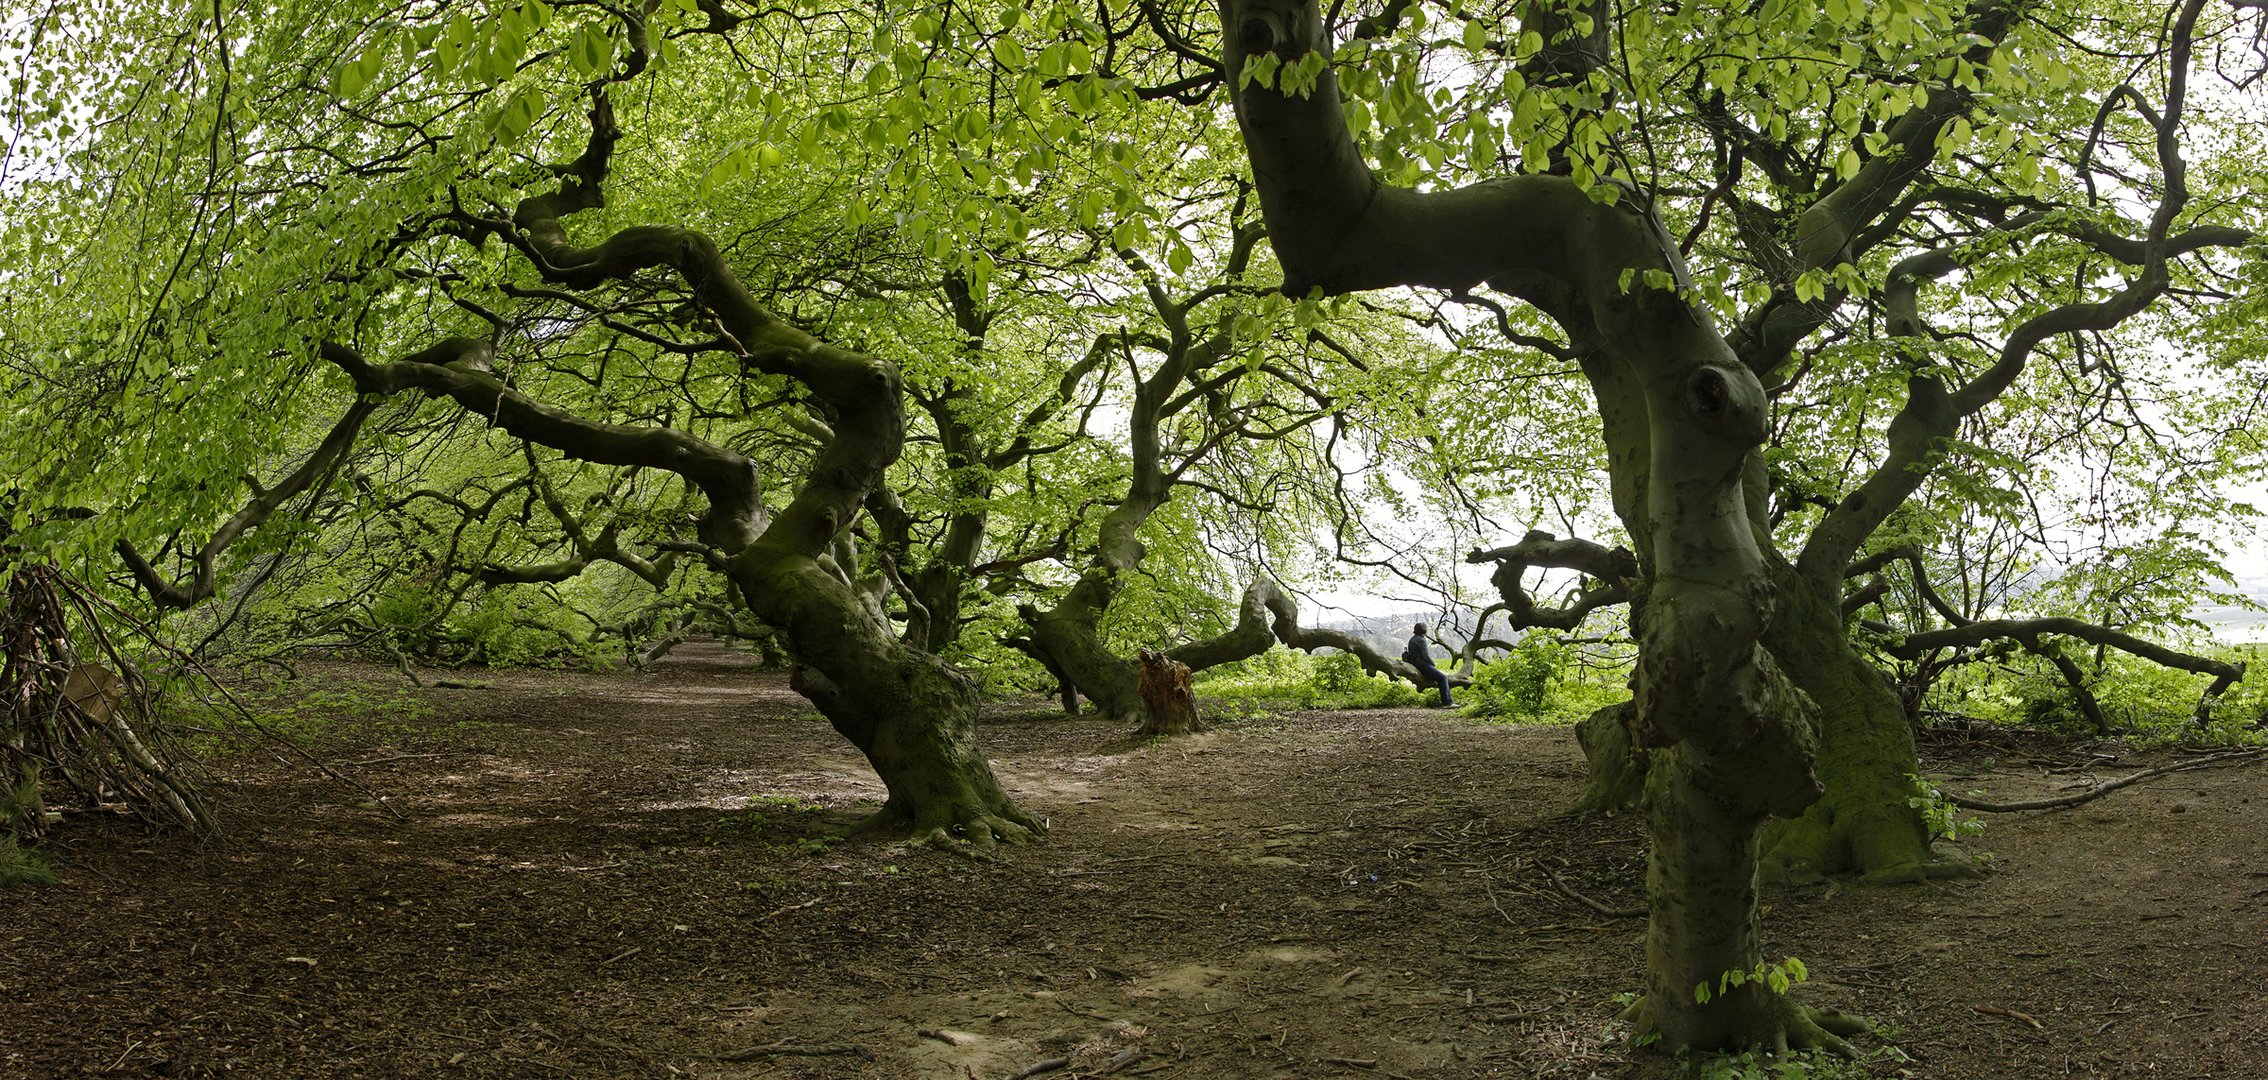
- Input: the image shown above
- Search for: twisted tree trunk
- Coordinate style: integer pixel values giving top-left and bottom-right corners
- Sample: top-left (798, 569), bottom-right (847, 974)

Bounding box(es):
top-left (327, 90), bottom-right (1040, 846)
top-left (1217, 0), bottom-right (1855, 1048)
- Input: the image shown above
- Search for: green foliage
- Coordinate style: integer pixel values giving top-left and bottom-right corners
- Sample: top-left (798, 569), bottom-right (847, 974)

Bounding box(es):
top-left (1925, 645), bottom-right (2266, 743)
top-left (167, 677), bottom-right (440, 755)
top-left (1463, 631), bottom-right (1566, 719)
top-left (362, 577), bottom-right (602, 669)
top-left (1194, 647), bottom-right (1421, 710)
top-left (1463, 634), bottom-right (1630, 724)
top-left (1692, 956), bottom-right (1808, 1006)
top-left (1906, 775), bottom-right (1984, 842)
top-left (0, 835), bottom-right (57, 887)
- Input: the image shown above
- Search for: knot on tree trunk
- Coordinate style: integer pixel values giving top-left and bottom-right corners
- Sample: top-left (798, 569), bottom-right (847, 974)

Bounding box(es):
top-left (1134, 648), bottom-right (1202, 736)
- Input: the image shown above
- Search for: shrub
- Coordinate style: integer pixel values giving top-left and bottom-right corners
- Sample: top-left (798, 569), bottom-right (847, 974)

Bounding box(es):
top-left (0, 834), bottom-right (56, 887)
top-left (1464, 632), bottom-right (1628, 724)
top-left (1193, 647), bottom-right (1422, 710)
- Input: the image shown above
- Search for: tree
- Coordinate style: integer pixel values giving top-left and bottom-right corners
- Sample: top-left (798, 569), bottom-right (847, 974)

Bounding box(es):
top-left (2, 1), bottom-right (1048, 847)
top-left (1212, 0), bottom-right (2261, 1051)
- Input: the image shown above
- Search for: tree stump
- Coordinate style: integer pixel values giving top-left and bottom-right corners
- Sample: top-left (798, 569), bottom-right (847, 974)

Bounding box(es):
top-left (1134, 648), bottom-right (1202, 736)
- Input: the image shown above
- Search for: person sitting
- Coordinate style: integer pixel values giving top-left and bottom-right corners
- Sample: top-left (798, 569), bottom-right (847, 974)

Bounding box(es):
top-left (1402, 622), bottom-right (1455, 707)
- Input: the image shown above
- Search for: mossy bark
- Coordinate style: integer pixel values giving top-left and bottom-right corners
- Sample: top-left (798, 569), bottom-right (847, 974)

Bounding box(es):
top-left (738, 553), bottom-right (1041, 846)
top-left (1759, 568), bottom-right (1959, 883)
top-left (1630, 748), bottom-right (1858, 1052)
top-left (1569, 700), bottom-right (1645, 816)
top-left (1569, 570), bottom-right (1957, 880)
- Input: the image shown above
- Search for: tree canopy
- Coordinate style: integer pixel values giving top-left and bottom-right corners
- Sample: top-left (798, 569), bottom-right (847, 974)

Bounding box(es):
top-left (3, 0), bottom-right (2264, 1059)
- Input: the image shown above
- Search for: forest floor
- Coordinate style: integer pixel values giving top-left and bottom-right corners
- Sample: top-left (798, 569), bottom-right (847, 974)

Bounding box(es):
top-left (7, 642), bottom-right (2265, 1080)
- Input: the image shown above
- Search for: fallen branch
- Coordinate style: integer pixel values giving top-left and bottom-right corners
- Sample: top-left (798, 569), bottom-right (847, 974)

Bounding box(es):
top-left (704, 1041), bottom-right (871, 1062)
top-left (1540, 862), bottom-right (1644, 919)
top-left (1008, 1057), bottom-right (1071, 1079)
top-left (1973, 1003), bottom-right (2044, 1030)
top-left (1100, 1049), bottom-right (1146, 1074)
top-left (1948, 748), bottom-right (2268, 812)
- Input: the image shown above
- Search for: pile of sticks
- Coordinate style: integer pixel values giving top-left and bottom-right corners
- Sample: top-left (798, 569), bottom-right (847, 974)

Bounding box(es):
top-left (2, 563), bottom-right (213, 841)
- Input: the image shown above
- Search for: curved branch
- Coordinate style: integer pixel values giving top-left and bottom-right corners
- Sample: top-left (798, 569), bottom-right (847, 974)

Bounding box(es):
top-left (1466, 530), bottom-right (1638, 631)
top-left (1168, 578), bottom-right (1456, 687)
top-left (1949, 749), bottom-right (2266, 812)
top-left (1887, 615), bottom-right (2245, 724)
top-left (322, 338), bottom-right (766, 550)
top-left (117, 396), bottom-right (378, 609)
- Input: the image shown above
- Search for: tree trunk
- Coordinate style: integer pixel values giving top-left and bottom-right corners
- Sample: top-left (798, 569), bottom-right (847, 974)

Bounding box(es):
top-left (1569, 573), bottom-right (1965, 880)
top-left (1134, 649), bottom-right (1203, 736)
top-left (738, 555), bottom-right (1040, 846)
top-left (1759, 567), bottom-right (1963, 883)
top-left (1632, 748), bottom-right (1860, 1050)
top-left (1019, 599), bottom-right (1144, 720)
top-left (1569, 700), bottom-right (1644, 816)
top-left (1212, 0), bottom-right (1870, 1048)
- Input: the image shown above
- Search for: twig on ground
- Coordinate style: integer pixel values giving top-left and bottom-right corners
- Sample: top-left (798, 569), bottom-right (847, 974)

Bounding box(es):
top-left (1008, 1057), bottom-right (1071, 1078)
top-left (755, 897), bottom-right (823, 922)
top-left (1100, 1048), bottom-right (1146, 1074)
top-left (1539, 862), bottom-right (1644, 919)
top-left (1973, 1004), bottom-right (2044, 1031)
top-left (1053, 997), bottom-right (1118, 1022)
top-left (1950, 749), bottom-right (2268, 812)
top-left (1477, 872), bottom-right (1517, 925)
top-left (704, 1041), bottom-right (871, 1062)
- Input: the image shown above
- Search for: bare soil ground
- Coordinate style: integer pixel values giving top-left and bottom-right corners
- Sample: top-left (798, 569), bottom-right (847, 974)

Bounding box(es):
top-left (7, 641), bottom-right (2265, 1079)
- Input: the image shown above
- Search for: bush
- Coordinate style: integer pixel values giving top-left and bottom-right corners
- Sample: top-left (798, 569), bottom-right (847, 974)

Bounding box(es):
top-left (0, 834), bottom-right (56, 887)
top-left (1463, 632), bottom-right (1628, 724)
top-left (1923, 641), bottom-right (2266, 744)
top-left (1193, 647), bottom-right (1422, 710)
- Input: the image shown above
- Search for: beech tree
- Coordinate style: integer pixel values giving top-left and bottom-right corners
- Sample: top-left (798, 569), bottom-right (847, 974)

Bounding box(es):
top-left (7, 0), bottom-right (2265, 1057)
top-left (1212, 0), bottom-right (2262, 1051)
top-left (2, 1), bottom-right (1064, 847)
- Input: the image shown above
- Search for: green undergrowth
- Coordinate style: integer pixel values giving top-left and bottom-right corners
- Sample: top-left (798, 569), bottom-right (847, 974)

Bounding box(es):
top-left (1460, 632), bottom-right (1631, 725)
top-left (0, 834), bottom-right (57, 887)
top-left (163, 675), bottom-right (446, 756)
top-left (1194, 648), bottom-right (1422, 710)
top-left (1923, 642), bottom-right (2268, 746)
top-left (1190, 636), bottom-right (1639, 722)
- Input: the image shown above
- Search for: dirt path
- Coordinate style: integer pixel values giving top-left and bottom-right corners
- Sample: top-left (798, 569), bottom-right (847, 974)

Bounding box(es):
top-left (7, 642), bottom-right (2265, 1078)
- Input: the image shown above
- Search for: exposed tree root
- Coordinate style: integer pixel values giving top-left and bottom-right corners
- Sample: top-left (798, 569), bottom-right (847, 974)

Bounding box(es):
top-left (1619, 994), bottom-right (1865, 1058)
top-left (1948, 748), bottom-right (2268, 813)
top-left (852, 798), bottom-right (1049, 854)
top-left (1855, 856), bottom-right (1988, 885)
top-left (1540, 861), bottom-right (1643, 919)
top-left (1778, 1004), bottom-right (1867, 1057)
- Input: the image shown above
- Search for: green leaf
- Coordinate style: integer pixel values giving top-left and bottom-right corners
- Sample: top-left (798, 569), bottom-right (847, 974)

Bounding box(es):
top-left (333, 38), bottom-right (387, 98)
top-left (570, 23), bottom-right (615, 79)
top-left (493, 86), bottom-right (546, 144)
top-left (1836, 147), bottom-right (1862, 180)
